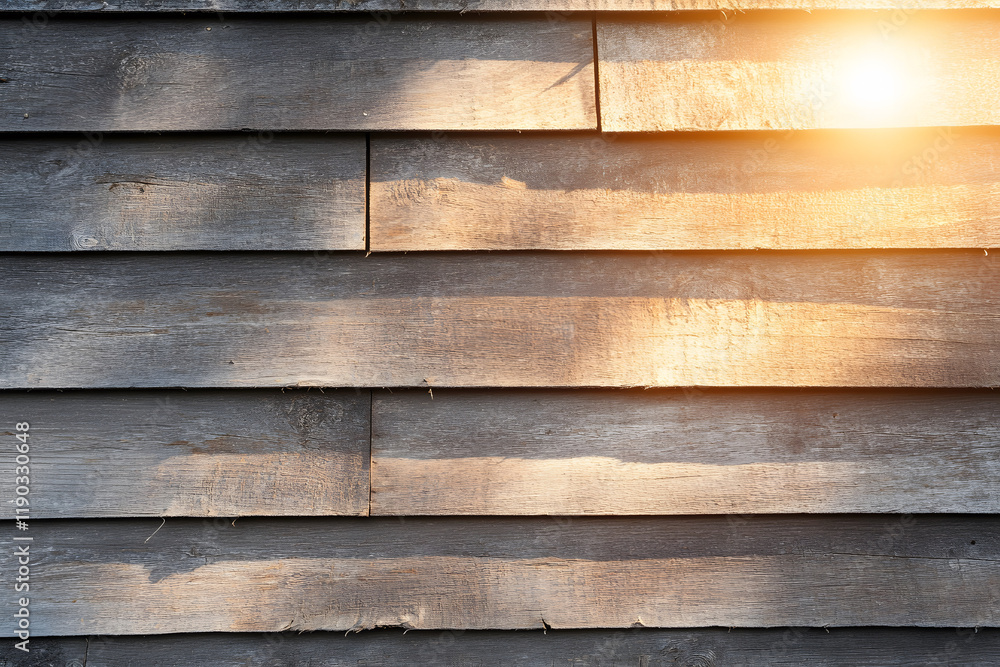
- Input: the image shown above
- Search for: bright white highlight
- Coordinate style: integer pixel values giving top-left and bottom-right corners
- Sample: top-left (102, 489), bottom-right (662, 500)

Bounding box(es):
top-left (840, 48), bottom-right (907, 118)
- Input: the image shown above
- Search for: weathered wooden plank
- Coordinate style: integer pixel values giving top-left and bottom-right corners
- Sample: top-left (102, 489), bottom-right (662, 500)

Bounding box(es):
top-left (0, 389), bottom-right (369, 518)
top-left (12, 515), bottom-right (1000, 634)
top-left (371, 128), bottom-right (1000, 250)
top-left (0, 134), bottom-right (365, 251)
top-left (18, 628), bottom-right (998, 666)
top-left (0, 637), bottom-right (87, 665)
top-left (2, 250), bottom-right (999, 388)
top-left (0, 15), bottom-right (595, 132)
top-left (5, 0), bottom-right (999, 10)
top-left (372, 388), bottom-right (1000, 515)
top-left (598, 11), bottom-right (1000, 132)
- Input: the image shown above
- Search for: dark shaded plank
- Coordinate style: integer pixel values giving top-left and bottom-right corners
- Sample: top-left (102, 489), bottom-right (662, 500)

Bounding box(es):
top-left (1, 15), bottom-right (595, 131)
top-left (2, 250), bottom-right (1000, 388)
top-left (0, 134), bottom-right (365, 251)
top-left (0, 389), bottom-right (369, 518)
top-left (598, 11), bottom-right (1000, 132)
top-left (5, 0), bottom-right (999, 10)
top-left (0, 637), bottom-right (87, 666)
top-left (371, 128), bottom-right (1000, 250)
top-left (372, 388), bottom-right (1000, 515)
top-left (18, 628), bottom-right (997, 666)
top-left (12, 515), bottom-right (1000, 634)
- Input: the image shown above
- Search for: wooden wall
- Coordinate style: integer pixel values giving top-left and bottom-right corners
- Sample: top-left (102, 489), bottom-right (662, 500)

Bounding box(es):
top-left (2, 1), bottom-right (1000, 664)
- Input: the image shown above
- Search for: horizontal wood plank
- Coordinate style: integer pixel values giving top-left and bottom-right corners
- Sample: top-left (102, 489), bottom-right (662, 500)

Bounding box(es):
top-left (16, 628), bottom-right (1000, 666)
top-left (598, 11), bottom-right (1000, 131)
top-left (5, 0), bottom-right (999, 10)
top-left (0, 637), bottom-right (87, 664)
top-left (14, 515), bottom-right (1000, 634)
top-left (371, 128), bottom-right (1000, 250)
top-left (372, 388), bottom-right (1000, 515)
top-left (2, 250), bottom-right (999, 388)
top-left (0, 389), bottom-right (370, 518)
top-left (0, 134), bottom-right (365, 251)
top-left (0, 15), bottom-right (595, 131)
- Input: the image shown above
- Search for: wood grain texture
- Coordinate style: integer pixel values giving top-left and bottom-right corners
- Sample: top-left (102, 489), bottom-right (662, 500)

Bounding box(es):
top-left (0, 637), bottom-right (87, 665)
top-left (372, 388), bottom-right (1000, 515)
top-left (0, 134), bottom-right (365, 251)
top-left (0, 389), bottom-right (369, 518)
top-left (2, 250), bottom-right (999, 388)
top-left (22, 628), bottom-right (1000, 666)
top-left (0, 15), bottom-right (595, 131)
top-left (371, 128), bottom-right (1000, 250)
top-left (598, 11), bottom-right (1000, 132)
top-left (14, 515), bottom-right (1000, 634)
top-left (5, 0), bottom-right (998, 10)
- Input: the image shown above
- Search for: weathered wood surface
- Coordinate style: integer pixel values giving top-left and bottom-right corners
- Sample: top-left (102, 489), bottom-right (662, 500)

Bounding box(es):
top-left (598, 12), bottom-right (1000, 132)
top-left (6, 0), bottom-right (999, 10)
top-left (0, 134), bottom-right (365, 251)
top-left (0, 389), bottom-right (369, 518)
top-left (372, 388), bottom-right (1000, 515)
top-left (16, 628), bottom-right (999, 666)
top-left (14, 515), bottom-right (1000, 634)
top-left (371, 128), bottom-right (1000, 250)
top-left (0, 637), bottom-right (87, 666)
top-left (0, 15), bottom-right (595, 131)
top-left (3, 250), bottom-right (999, 388)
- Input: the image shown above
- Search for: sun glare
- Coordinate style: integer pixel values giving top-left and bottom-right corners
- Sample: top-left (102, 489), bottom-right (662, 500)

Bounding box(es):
top-left (838, 46), bottom-right (909, 122)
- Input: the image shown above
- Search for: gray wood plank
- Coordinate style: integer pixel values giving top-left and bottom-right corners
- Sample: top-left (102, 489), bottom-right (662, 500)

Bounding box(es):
top-left (13, 515), bottom-right (1000, 634)
top-left (371, 128), bottom-right (1000, 250)
top-left (0, 637), bottom-right (87, 666)
top-left (0, 389), bottom-right (370, 518)
top-left (19, 628), bottom-right (997, 666)
top-left (5, 0), bottom-right (998, 10)
top-left (2, 250), bottom-right (1000, 388)
top-left (598, 12), bottom-right (1000, 131)
top-left (1, 15), bottom-right (595, 131)
top-left (372, 388), bottom-right (1000, 515)
top-left (0, 134), bottom-right (365, 251)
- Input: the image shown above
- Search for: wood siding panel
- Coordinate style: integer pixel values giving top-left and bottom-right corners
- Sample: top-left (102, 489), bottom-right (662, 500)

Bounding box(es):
top-left (18, 516), bottom-right (1000, 634)
top-left (2, 251), bottom-right (998, 389)
top-left (17, 628), bottom-right (1000, 666)
top-left (0, 134), bottom-right (366, 251)
top-left (598, 12), bottom-right (1000, 131)
top-left (0, 390), bottom-right (370, 518)
top-left (0, 15), bottom-right (595, 131)
top-left (0, 638), bottom-right (87, 665)
top-left (5, 0), bottom-right (999, 10)
top-left (370, 129), bottom-right (1000, 250)
top-left (372, 388), bottom-right (1000, 515)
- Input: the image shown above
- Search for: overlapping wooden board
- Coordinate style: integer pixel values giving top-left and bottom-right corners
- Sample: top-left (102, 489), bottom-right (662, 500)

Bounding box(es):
top-left (372, 388), bottom-right (1000, 515)
top-left (0, 134), bottom-right (366, 251)
top-left (14, 515), bottom-right (1000, 634)
top-left (0, 15), bottom-right (595, 131)
top-left (3, 250), bottom-right (999, 388)
top-left (0, 389), bottom-right (369, 518)
top-left (370, 128), bottom-right (1000, 250)
top-left (0, 638), bottom-right (87, 665)
top-left (6, 0), bottom-right (998, 10)
top-left (13, 628), bottom-right (1000, 666)
top-left (598, 11), bottom-right (1000, 131)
